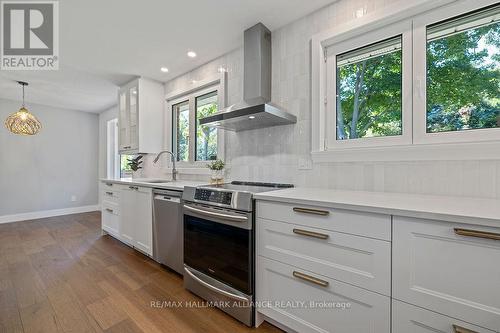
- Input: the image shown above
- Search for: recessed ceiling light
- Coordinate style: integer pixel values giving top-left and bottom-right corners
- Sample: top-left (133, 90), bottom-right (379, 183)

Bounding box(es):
top-left (160, 67), bottom-right (169, 73)
top-left (187, 51), bottom-right (197, 58)
top-left (249, 116), bottom-right (256, 119)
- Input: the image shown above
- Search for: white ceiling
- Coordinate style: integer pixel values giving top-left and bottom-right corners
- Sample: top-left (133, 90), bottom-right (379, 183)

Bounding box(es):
top-left (0, 0), bottom-right (335, 113)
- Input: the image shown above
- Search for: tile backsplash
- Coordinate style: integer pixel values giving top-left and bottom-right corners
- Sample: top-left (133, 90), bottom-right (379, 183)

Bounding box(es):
top-left (143, 0), bottom-right (500, 199)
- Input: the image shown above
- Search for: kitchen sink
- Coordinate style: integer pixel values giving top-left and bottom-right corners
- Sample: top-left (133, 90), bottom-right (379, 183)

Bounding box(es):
top-left (133, 178), bottom-right (170, 183)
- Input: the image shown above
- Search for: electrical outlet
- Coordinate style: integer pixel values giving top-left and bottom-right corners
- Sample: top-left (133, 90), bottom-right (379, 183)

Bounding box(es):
top-left (71, 195), bottom-right (77, 202)
top-left (298, 158), bottom-right (313, 170)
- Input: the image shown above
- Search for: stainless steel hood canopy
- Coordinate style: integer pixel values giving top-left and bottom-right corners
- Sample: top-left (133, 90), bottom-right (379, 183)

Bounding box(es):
top-left (199, 23), bottom-right (296, 132)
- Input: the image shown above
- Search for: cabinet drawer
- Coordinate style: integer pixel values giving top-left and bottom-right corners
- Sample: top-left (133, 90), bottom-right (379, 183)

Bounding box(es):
top-left (256, 201), bottom-right (391, 241)
top-left (393, 300), bottom-right (495, 333)
top-left (393, 217), bottom-right (500, 332)
top-left (256, 256), bottom-right (390, 333)
top-left (102, 181), bottom-right (116, 190)
top-left (102, 189), bottom-right (119, 202)
top-left (257, 218), bottom-right (391, 295)
top-left (102, 201), bottom-right (119, 216)
top-left (102, 202), bottom-right (120, 237)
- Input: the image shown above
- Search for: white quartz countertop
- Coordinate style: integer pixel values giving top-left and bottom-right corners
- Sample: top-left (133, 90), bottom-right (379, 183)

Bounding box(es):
top-left (100, 178), bottom-right (207, 191)
top-left (254, 188), bottom-right (500, 227)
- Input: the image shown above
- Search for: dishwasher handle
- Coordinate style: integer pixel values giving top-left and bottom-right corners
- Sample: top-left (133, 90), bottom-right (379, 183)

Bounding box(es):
top-left (154, 194), bottom-right (181, 203)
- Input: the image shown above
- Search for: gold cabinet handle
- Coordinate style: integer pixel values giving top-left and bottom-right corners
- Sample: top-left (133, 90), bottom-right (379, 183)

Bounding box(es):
top-left (292, 271), bottom-right (329, 287)
top-left (105, 208), bottom-right (113, 213)
top-left (453, 324), bottom-right (478, 333)
top-left (293, 228), bottom-right (329, 240)
top-left (454, 228), bottom-right (500, 241)
top-left (293, 207), bottom-right (329, 216)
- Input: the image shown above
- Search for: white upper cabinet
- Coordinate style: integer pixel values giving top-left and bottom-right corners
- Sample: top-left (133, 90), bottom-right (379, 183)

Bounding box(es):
top-left (118, 78), bottom-right (164, 154)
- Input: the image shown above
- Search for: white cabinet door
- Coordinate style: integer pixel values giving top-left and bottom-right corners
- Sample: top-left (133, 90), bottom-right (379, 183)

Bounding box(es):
top-left (132, 186), bottom-right (153, 256)
top-left (257, 256), bottom-right (390, 333)
top-left (118, 89), bottom-right (130, 151)
top-left (119, 186), bottom-right (137, 246)
top-left (392, 300), bottom-right (495, 333)
top-left (128, 85), bottom-right (139, 151)
top-left (118, 185), bottom-right (153, 255)
top-left (393, 217), bottom-right (500, 332)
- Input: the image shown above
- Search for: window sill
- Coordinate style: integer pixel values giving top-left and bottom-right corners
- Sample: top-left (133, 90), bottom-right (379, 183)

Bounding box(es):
top-left (164, 167), bottom-right (211, 175)
top-left (312, 141), bottom-right (500, 163)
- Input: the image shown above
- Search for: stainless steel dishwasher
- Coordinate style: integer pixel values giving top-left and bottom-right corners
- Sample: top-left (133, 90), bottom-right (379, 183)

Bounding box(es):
top-left (152, 188), bottom-right (183, 275)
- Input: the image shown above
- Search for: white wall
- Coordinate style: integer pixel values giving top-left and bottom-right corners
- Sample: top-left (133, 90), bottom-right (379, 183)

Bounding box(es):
top-left (0, 98), bottom-right (100, 218)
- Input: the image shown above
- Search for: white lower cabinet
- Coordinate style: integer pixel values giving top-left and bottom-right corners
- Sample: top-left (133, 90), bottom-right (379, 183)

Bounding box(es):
top-left (119, 185), bottom-right (153, 256)
top-left (257, 256), bottom-right (391, 333)
top-left (392, 300), bottom-right (495, 333)
top-left (101, 183), bottom-right (153, 257)
top-left (393, 217), bottom-right (500, 332)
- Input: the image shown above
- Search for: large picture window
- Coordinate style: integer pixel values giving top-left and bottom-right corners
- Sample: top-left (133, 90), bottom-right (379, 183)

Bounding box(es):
top-left (426, 6), bottom-right (500, 134)
top-left (314, 0), bottom-right (500, 159)
top-left (336, 36), bottom-right (403, 140)
top-left (170, 84), bottom-right (222, 164)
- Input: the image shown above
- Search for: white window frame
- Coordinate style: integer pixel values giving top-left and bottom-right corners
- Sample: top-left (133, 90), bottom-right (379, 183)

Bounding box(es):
top-left (311, 0), bottom-right (500, 162)
top-left (165, 72), bottom-right (226, 168)
top-left (325, 20), bottom-right (413, 149)
top-left (413, 0), bottom-right (500, 145)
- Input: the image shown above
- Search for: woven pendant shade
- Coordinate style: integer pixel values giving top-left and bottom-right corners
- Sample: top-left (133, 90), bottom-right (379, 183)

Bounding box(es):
top-left (4, 81), bottom-right (41, 136)
top-left (5, 107), bottom-right (42, 135)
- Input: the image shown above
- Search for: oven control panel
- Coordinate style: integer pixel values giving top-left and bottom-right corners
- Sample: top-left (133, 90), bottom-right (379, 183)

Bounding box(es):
top-left (194, 189), bottom-right (233, 205)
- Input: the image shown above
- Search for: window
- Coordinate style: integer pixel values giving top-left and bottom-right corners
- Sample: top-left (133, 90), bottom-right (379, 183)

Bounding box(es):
top-left (169, 82), bottom-right (223, 164)
top-left (106, 118), bottom-right (120, 178)
top-left (426, 6), bottom-right (500, 134)
top-left (173, 101), bottom-right (190, 162)
top-left (336, 36), bottom-right (403, 140)
top-left (313, 0), bottom-right (500, 159)
top-left (120, 154), bottom-right (134, 178)
top-left (195, 91), bottom-right (218, 161)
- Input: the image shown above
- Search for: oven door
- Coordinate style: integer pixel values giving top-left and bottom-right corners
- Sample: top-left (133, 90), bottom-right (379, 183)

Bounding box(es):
top-left (183, 202), bottom-right (253, 295)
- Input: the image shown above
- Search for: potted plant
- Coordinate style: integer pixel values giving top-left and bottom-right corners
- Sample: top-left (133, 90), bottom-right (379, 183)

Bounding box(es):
top-left (127, 155), bottom-right (144, 178)
top-left (207, 159), bottom-right (225, 185)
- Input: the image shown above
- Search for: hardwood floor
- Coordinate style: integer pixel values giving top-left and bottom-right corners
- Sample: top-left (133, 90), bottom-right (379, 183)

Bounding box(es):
top-left (0, 212), bottom-right (281, 333)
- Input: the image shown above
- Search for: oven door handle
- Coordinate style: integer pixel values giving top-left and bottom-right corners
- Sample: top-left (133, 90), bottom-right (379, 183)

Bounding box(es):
top-left (184, 267), bottom-right (249, 302)
top-left (183, 204), bottom-right (248, 222)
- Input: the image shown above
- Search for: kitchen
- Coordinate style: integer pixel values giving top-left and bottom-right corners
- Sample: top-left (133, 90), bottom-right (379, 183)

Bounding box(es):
top-left (1, 0), bottom-right (500, 332)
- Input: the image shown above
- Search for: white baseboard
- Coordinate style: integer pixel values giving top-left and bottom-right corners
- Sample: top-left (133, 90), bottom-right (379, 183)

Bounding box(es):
top-left (0, 205), bottom-right (101, 224)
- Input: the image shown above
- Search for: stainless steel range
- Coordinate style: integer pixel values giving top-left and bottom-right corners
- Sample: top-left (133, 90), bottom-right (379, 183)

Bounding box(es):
top-left (182, 181), bottom-right (293, 326)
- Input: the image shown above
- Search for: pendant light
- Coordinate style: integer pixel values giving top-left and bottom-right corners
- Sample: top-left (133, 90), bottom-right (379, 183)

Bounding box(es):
top-left (4, 81), bottom-right (41, 135)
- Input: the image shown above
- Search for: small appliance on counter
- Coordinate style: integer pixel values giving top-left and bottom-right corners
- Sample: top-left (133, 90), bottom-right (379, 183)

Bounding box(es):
top-left (182, 181), bottom-right (293, 326)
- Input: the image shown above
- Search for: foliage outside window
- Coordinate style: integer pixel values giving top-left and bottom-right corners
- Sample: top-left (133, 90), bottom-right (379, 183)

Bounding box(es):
top-left (172, 89), bottom-right (219, 163)
top-left (120, 154), bottom-right (134, 178)
top-left (173, 101), bottom-right (190, 162)
top-left (336, 37), bottom-right (403, 140)
top-left (426, 7), bottom-right (500, 133)
top-left (196, 91), bottom-right (218, 161)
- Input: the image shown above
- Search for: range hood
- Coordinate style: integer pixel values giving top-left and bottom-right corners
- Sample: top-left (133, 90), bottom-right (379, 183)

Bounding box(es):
top-left (199, 23), bottom-right (296, 132)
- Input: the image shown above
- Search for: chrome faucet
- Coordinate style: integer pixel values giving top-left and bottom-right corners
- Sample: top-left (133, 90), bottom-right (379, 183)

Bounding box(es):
top-left (153, 151), bottom-right (178, 181)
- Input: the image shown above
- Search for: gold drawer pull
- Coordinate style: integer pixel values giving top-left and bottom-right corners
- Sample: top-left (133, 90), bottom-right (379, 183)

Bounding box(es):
top-left (293, 207), bottom-right (329, 216)
top-left (454, 228), bottom-right (500, 241)
top-left (105, 208), bottom-right (113, 213)
top-left (105, 191), bottom-right (113, 195)
top-left (453, 324), bottom-right (478, 333)
top-left (292, 271), bottom-right (329, 287)
top-left (293, 228), bottom-right (329, 240)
